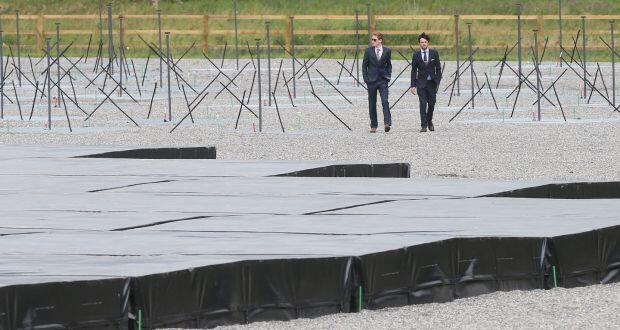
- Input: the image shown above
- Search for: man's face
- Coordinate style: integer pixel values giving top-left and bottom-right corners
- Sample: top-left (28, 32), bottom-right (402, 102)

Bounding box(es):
top-left (419, 37), bottom-right (429, 50)
top-left (371, 35), bottom-right (382, 47)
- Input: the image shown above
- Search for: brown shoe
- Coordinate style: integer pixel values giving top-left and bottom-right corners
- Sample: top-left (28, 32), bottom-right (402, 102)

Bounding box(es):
top-left (384, 125), bottom-right (391, 132)
top-left (429, 123), bottom-right (435, 131)
top-left (420, 127), bottom-right (427, 132)
top-left (370, 127), bottom-right (377, 133)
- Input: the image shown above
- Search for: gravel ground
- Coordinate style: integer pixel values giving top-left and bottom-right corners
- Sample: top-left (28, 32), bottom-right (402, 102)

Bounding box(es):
top-left (1, 58), bottom-right (618, 181)
top-left (217, 283), bottom-right (620, 329)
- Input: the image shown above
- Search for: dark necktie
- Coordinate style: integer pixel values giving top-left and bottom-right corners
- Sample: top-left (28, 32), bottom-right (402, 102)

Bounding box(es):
top-left (423, 51), bottom-right (427, 63)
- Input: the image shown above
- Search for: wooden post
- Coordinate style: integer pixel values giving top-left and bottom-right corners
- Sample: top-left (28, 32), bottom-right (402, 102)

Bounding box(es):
top-left (537, 14), bottom-right (543, 52)
top-left (36, 14), bottom-right (45, 51)
top-left (203, 15), bottom-right (210, 55)
top-left (285, 16), bottom-right (292, 58)
top-left (370, 14), bottom-right (377, 32)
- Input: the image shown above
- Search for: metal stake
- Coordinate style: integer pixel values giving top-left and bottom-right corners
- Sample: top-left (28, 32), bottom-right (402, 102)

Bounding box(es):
top-left (221, 41), bottom-right (227, 68)
top-left (119, 16), bottom-right (124, 96)
top-left (157, 9), bottom-right (163, 85)
top-left (558, 0), bottom-right (563, 66)
top-left (16, 10), bottom-right (21, 86)
top-left (516, 3), bottom-right (522, 79)
top-left (337, 53), bottom-right (347, 84)
top-left (107, 3), bottom-right (114, 75)
top-left (266, 22), bottom-right (272, 106)
top-left (85, 33), bottom-right (93, 63)
top-left (98, 0), bottom-right (104, 42)
top-left (612, 21), bottom-right (616, 107)
top-left (256, 39), bottom-right (262, 132)
top-left (166, 32), bottom-right (172, 121)
top-left (46, 38), bottom-right (52, 129)
top-left (534, 30), bottom-right (541, 121)
top-left (290, 16), bottom-right (296, 98)
top-left (272, 92), bottom-right (285, 133)
top-left (0, 28), bottom-right (3, 119)
top-left (56, 23), bottom-right (61, 105)
top-left (455, 14), bottom-right (460, 96)
top-left (273, 59), bottom-right (283, 93)
top-left (233, 0), bottom-right (239, 70)
top-left (582, 16), bottom-right (587, 98)
top-left (355, 10), bottom-right (360, 83)
top-left (467, 23), bottom-right (474, 108)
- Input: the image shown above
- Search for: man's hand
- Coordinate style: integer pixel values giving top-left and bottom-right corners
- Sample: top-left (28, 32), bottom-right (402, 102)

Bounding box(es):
top-left (410, 87), bottom-right (417, 95)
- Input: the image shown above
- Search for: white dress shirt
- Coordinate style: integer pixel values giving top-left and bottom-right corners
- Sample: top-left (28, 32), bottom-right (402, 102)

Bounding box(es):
top-left (375, 46), bottom-right (383, 60)
top-left (421, 49), bottom-right (432, 80)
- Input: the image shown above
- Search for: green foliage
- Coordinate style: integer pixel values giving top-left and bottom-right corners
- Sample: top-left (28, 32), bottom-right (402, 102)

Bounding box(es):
top-left (2, 0), bottom-right (618, 61)
top-left (5, 0), bottom-right (620, 15)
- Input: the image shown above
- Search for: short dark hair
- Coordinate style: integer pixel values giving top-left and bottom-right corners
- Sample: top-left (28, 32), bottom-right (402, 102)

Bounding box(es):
top-left (418, 32), bottom-right (430, 42)
top-left (373, 32), bottom-right (384, 42)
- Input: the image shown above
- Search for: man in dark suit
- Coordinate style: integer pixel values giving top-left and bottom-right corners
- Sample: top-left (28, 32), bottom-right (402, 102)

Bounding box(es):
top-left (411, 32), bottom-right (442, 132)
top-left (363, 32), bottom-right (392, 133)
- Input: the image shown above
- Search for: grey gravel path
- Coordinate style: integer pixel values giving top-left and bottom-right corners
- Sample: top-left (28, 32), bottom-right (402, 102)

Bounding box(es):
top-left (216, 283), bottom-right (620, 329)
top-left (1, 58), bottom-right (618, 181)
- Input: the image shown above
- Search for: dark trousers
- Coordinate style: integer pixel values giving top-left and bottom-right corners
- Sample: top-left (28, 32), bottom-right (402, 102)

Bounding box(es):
top-left (418, 80), bottom-right (437, 128)
top-left (367, 80), bottom-right (391, 128)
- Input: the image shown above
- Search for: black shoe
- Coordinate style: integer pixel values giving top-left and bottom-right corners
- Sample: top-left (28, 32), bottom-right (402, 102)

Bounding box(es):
top-left (420, 127), bottom-right (427, 132)
top-left (384, 125), bottom-right (391, 132)
top-left (429, 123), bottom-right (435, 131)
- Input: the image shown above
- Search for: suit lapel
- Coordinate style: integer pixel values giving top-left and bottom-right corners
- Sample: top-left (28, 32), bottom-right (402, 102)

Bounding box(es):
top-left (417, 51), bottom-right (425, 66)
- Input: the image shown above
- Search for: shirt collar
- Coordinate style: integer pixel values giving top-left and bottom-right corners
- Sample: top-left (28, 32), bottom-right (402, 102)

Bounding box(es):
top-left (375, 45), bottom-right (383, 51)
top-left (421, 48), bottom-right (428, 53)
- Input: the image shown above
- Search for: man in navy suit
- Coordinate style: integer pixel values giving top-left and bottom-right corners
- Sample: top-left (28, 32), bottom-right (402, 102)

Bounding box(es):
top-left (411, 32), bottom-right (442, 132)
top-left (363, 32), bottom-right (392, 133)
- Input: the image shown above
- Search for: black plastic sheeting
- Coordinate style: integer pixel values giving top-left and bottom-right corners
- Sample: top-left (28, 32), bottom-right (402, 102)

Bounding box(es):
top-left (273, 163), bottom-right (410, 178)
top-left (482, 181), bottom-right (620, 199)
top-left (358, 237), bottom-right (546, 309)
top-left (76, 147), bottom-right (217, 159)
top-left (1, 226), bottom-right (619, 329)
top-left (0, 278), bottom-right (130, 330)
top-left (547, 225), bottom-right (620, 288)
top-left (130, 257), bottom-right (354, 329)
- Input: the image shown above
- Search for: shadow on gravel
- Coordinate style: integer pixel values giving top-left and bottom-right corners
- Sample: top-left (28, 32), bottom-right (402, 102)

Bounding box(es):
top-left (75, 147), bottom-right (216, 159)
top-left (482, 181), bottom-right (620, 199)
top-left (273, 163), bottom-right (410, 178)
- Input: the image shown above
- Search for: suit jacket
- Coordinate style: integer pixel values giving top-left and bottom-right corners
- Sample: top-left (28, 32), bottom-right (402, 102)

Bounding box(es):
top-left (411, 48), bottom-right (442, 89)
top-left (362, 46), bottom-right (392, 84)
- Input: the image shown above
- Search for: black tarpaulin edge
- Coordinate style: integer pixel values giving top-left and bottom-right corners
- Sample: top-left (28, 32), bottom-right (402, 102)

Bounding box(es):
top-left (547, 224), bottom-right (620, 288)
top-left (481, 181), bottom-right (620, 199)
top-left (0, 278), bottom-right (130, 330)
top-left (271, 163), bottom-right (411, 178)
top-left (74, 147), bottom-right (217, 159)
top-left (358, 236), bottom-right (548, 309)
top-left (1, 225), bottom-right (619, 329)
top-left (129, 256), bottom-right (356, 329)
